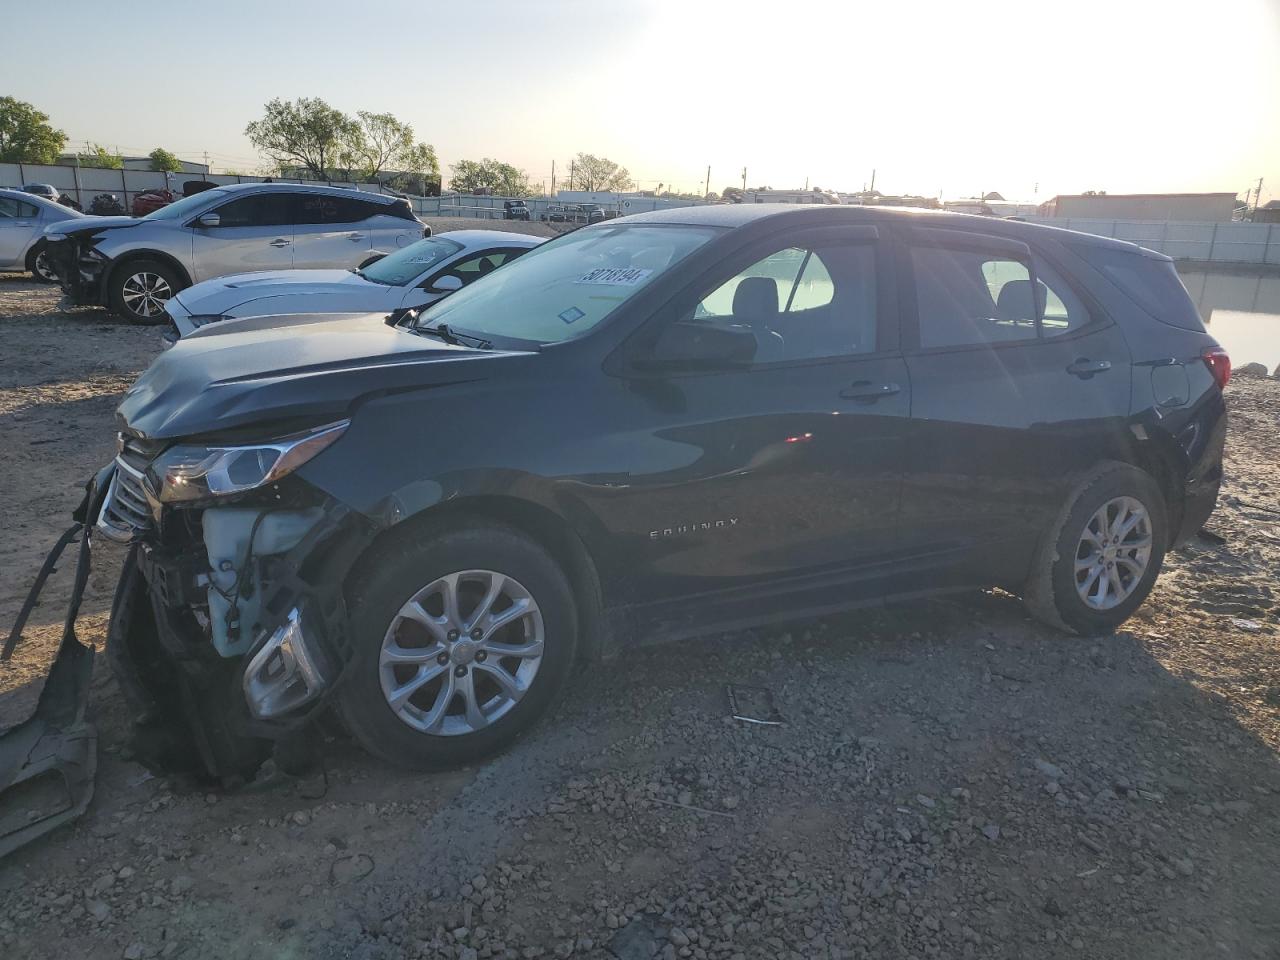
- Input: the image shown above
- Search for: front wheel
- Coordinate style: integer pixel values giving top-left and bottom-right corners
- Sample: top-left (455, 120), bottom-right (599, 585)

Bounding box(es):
top-left (109, 258), bottom-right (184, 325)
top-left (1024, 464), bottom-right (1168, 635)
top-left (336, 524), bottom-right (579, 770)
top-left (26, 243), bottom-right (59, 283)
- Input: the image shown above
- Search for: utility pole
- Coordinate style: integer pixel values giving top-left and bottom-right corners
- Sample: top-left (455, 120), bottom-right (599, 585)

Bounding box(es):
top-left (569, 158), bottom-right (575, 192)
top-left (551, 159), bottom-right (555, 197)
top-left (741, 166), bottom-right (747, 190)
top-left (804, 176), bottom-right (809, 191)
top-left (204, 151), bottom-right (210, 174)
top-left (1255, 177), bottom-right (1264, 216)
top-left (869, 168), bottom-right (876, 194)
top-left (705, 165), bottom-right (710, 197)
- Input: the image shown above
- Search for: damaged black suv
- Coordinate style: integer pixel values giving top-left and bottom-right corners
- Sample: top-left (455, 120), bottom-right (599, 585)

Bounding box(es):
top-left (95, 205), bottom-right (1228, 779)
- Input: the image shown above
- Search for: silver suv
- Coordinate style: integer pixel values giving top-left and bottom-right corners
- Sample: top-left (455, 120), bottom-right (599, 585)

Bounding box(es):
top-left (42, 182), bottom-right (427, 323)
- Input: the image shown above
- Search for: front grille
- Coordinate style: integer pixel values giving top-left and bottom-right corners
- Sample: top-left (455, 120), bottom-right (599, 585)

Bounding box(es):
top-left (97, 437), bottom-right (160, 543)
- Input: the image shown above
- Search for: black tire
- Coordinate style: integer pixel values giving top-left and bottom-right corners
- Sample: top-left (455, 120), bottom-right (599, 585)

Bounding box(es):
top-left (336, 523), bottom-right (579, 770)
top-left (1023, 462), bottom-right (1168, 635)
top-left (25, 242), bottom-right (58, 283)
top-left (108, 258), bottom-right (185, 325)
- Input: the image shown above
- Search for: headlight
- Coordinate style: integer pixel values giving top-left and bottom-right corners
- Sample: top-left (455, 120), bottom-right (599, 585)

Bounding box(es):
top-left (187, 314), bottom-right (229, 329)
top-left (149, 420), bottom-right (349, 503)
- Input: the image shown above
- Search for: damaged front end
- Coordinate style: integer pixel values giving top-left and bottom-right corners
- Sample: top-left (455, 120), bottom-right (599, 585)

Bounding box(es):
top-left (100, 422), bottom-right (377, 784)
top-left (43, 231), bottom-right (112, 308)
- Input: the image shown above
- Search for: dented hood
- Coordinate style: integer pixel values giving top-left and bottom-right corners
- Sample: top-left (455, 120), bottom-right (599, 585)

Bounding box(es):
top-left (170, 269), bottom-right (398, 319)
top-left (117, 312), bottom-right (529, 440)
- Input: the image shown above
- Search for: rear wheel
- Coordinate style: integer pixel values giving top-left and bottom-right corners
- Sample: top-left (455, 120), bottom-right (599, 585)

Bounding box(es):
top-left (1024, 463), bottom-right (1167, 635)
top-left (336, 524), bottom-right (578, 770)
top-left (26, 243), bottom-right (58, 283)
top-left (109, 258), bottom-right (184, 325)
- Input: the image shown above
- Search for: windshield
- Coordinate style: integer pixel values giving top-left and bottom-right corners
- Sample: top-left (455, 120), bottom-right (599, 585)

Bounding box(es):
top-left (359, 237), bottom-right (464, 286)
top-left (414, 224), bottom-right (720, 343)
top-left (141, 189), bottom-right (229, 221)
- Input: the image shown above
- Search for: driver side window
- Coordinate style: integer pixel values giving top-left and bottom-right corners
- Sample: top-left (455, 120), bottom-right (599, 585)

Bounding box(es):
top-left (688, 241), bottom-right (876, 362)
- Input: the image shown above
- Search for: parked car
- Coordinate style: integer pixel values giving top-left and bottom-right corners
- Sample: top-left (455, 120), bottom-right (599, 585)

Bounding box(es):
top-left (131, 188), bottom-right (176, 217)
top-left (502, 200), bottom-right (530, 221)
top-left (165, 230), bottom-right (544, 338)
top-left (89, 193), bottom-right (126, 215)
top-left (584, 204), bottom-right (607, 223)
top-left (541, 203), bottom-right (584, 223)
top-left (20, 183), bottom-right (60, 202)
top-left (95, 204), bottom-right (1227, 778)
top-left (42, 182), bottom-right (428, 324)
top-left (0, 187), bottom-right (86, 282)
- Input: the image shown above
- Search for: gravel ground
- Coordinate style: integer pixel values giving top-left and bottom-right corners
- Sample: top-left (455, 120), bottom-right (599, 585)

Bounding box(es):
top-left (0, 253), bottom-right (1278, 959)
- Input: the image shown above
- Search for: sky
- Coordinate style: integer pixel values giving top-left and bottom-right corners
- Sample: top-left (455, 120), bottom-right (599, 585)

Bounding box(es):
top-left (3, 0), bottom-right (1278, 203)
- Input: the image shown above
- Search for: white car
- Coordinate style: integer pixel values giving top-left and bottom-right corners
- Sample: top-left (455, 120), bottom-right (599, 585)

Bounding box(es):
top-left (0, 188), bottom-right (85, 281)
top-left (165, 230), bottom-right (545, 338)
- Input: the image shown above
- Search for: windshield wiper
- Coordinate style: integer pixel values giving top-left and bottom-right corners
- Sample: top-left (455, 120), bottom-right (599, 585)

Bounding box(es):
top-left (417, 322), bottom-right (491, 350)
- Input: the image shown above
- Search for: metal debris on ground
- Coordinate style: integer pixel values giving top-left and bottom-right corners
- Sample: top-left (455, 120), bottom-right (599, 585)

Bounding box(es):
top-left (725, 684), bottom-right (785, 726)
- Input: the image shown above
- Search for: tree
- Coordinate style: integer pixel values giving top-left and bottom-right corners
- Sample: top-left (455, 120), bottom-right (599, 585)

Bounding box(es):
top-left (148, 147), bottom-right (182, 173)
top-left (77, 143), bottom-right (122, 168)
top-left (449, 158), bottom-right (535, 197)
top-left (568, 153), bottom-right (632, 192)
top-left (245, 97), bottom-right (360, 180)
top-left (0, 96), bottom-right (66, 164)
top-left (350, 111), bottom-right (439, 182)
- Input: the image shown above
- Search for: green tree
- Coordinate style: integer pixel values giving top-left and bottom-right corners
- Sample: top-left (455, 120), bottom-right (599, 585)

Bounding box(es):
top-left (0, 96), bottom-right (66, 164)
top-left (350, 111), bottom-right (439, 182)
top-left (77, 143), bottom-right (123, 168)
top-left (147, 147), bottom-right (182, 172)
top-left (245, 97), bottom-right (359, 180)
top-left (568, 153), bottom-right (632, 192)
top-left (449, 158), bottom-right (535, 197)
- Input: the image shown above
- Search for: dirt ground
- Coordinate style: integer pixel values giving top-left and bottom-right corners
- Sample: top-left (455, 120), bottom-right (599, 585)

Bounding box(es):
top-left (1, 246), bottom-right (1278, 959)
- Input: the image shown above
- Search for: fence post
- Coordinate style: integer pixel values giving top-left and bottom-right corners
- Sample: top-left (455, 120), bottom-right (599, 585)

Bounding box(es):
top-left (1208, 223), bottom-right (1218, 262)
top-left (72, 163), bottom-right (82, 208)
top-left (1263, 224), bottom-right (1274, 266)
top-left (17, 162), bottom-right (24, 187)
top-left (121, 168), bottom-right (128, 210)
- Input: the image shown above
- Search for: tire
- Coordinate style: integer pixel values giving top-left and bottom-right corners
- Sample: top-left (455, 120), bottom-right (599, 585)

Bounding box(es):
top-left (25, 243), bottom-right (58, 283)
top-left (1023, 463), bottom-right (1168, 635)
top-left (336, 523), bottom-right (579, 770)
top-left (108, 258), bottom-right (184, 325)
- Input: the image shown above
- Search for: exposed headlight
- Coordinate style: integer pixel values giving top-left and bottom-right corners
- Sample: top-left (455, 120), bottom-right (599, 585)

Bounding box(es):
top-left (149, 420), bottom-right (349, 503)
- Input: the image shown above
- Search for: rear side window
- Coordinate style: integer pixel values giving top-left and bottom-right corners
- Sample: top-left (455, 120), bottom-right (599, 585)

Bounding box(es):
top-left (912, 246), bottom-right (1038, 348)
top-left (1071, 243), bottom-right (1204, 331)
top-left (0, 197), bottom-right (18, 218)
top-left (1032, 257), bottom-right (1091, 337)
top-left (296, 194), bottom-right (388, 225)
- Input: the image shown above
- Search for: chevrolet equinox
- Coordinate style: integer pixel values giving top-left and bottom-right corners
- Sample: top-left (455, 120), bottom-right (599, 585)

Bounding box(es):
top-left (93, 204), bottom-right (1228, 778)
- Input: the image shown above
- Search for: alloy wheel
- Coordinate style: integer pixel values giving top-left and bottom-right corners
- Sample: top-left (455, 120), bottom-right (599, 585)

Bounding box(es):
top-left (378, 569), bottom-right (545, 736)
top-left (120, 271), bottom-right (173, 318)
top-left (1074, 496), bottom-right (1153, 610)
top-left (33, 250), bottom-right (58, 282)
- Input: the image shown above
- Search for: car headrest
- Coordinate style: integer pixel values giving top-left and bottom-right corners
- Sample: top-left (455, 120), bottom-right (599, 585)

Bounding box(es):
top-left (733, 276), bottom-right (779, 321)
top-left (995, 279), bottom-right (1047, 321)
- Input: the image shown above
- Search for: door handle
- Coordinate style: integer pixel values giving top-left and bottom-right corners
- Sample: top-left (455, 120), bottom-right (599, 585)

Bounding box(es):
top-left (1066, 358), bottom-right (1111, 378)
top-left (268, 238), bottom-right (291, 248)
top-left (347, 233), bottom-right (366, 242)
top-left (839, 380), bottom-right (901, 402)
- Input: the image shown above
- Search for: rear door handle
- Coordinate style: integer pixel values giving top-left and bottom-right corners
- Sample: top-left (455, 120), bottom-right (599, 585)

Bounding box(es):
top-left (348, 233), bottom-right (366, 242)
top-left (268, 238), bottom-right (291, 248)
top-left (1066, 358), bottom-right (1111, 378)
top-left (840, 380), bottom-right (901, 402)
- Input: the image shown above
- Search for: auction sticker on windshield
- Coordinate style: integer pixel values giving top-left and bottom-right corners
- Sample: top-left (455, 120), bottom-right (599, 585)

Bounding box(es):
top-left (575, 267), bottom-right (653, 286)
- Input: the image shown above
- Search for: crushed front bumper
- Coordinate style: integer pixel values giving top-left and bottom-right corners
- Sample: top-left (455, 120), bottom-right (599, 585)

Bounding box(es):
top-left (43, 235), bottom-right (109, 308)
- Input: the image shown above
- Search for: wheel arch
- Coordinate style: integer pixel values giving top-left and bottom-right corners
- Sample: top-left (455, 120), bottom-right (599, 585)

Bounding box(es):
top-left (344, 495), bottom-right (611, 662)
top-left (1117, 431), bottom-right (1188, 545)
top-left (104, 249), bottom-right (193, 298)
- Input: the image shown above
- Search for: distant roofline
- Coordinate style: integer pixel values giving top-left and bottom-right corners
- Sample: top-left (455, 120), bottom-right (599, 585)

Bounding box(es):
top-left (1045, 192), bottom-right (1238, 202)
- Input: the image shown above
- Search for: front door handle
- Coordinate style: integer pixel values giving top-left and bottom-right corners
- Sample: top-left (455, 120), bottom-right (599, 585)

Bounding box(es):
top-left (840, 380), bottom-right (901, 402)
top-left (1066, 358), bottom-right (1111, 378)
top-left (268, 238), bottom-right (291, 248)
top-left (347, 233), bottom-right (366, 242)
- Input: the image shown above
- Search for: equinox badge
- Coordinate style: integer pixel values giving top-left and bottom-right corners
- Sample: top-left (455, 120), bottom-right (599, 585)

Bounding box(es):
top-left (650, 518), bottom-right (740, 539)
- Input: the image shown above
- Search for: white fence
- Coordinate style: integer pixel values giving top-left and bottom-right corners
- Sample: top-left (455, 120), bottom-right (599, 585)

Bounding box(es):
top-left (1028, 217), bottom-right (1280, 266)
top-left (0, 161), bottom-right (396, 212)
top-left (406, 194), bottom-right (705, 221)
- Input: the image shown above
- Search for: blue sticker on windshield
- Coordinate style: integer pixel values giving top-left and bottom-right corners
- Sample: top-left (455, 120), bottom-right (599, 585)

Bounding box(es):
top-left (559, 306), bottom-right (586, 324)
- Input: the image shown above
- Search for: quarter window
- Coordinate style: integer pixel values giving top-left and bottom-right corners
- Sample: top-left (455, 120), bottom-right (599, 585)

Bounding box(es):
top-left (912, 246), bottom-right (1038, 348)
top-left (296, 194), bottom-right (381, 225)
top-left (0, 197), bottom-right (20, 218)
top-left (687, 242), bottom-right (877, 361)
top-left (1033, 257), bottom-right (1090, 336)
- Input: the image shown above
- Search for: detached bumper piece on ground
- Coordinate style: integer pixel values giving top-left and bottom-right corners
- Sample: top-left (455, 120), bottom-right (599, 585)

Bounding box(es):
top-left (0, 477), bottom-right (104, 857)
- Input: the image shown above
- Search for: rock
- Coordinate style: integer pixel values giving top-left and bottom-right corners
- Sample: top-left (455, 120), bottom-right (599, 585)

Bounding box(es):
top-left (609, 916), bottom-right (660, 960)
top-left (1233, 362), bottom-right (1268, 376)
top-left (87, 899), bottom-right (111, 921)
top-left (1045, 781), bottom-right (1061, 796)
top-left (330, 854), bottom-right (374, 884)
top-left (668, 927), bottom-right (690, 947)
top-left (1034, 759), bottom-right (1065, 780)
top-left (123, 945), bottom-right (145, 960)
top-left (916, 794), bottom-right (935, 809)
top-left (722, 796), bottom-right (740, 810)
top-left (92, 874), bottom-right (115, 894)
top-left (981, 824), bottom-right (1001, 841)
top-left (169, 876), bottom-right (194, 896)
top-left (1174, 858), bottom-right (1194, 877)
top-left (1043, 897), bottom-right (1068, 917)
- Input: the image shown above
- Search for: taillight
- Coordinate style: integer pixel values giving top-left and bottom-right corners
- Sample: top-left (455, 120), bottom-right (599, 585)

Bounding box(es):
top-left (1202, 346), bottom-right (1231, 390)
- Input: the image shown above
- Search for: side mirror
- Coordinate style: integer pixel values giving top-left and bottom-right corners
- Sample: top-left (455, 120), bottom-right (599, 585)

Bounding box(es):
top-left (196, 212), bottom-right (221, 228)
top-left (428, 274), bottom-right (463, 294)
top-left (647, 321), bottom-right (756, 370)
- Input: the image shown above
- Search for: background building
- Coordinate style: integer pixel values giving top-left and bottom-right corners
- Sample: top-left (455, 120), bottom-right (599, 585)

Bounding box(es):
top-left (1038, 192), bottom-right (1238, 222)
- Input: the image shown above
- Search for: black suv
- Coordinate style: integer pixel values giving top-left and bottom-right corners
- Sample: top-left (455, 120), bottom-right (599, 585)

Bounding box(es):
top-left (96, 205), bottom-right (1228, 778)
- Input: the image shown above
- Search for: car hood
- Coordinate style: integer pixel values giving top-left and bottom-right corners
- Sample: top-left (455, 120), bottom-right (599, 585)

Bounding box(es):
top-left (172, 269), bottom-right (389, 317)
top-left (45, 215), bottom-right (139, 237)
top-left (117, 311), bottom-right (530, 440)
